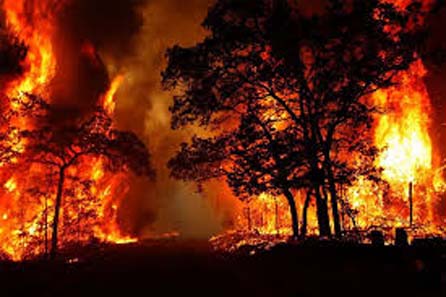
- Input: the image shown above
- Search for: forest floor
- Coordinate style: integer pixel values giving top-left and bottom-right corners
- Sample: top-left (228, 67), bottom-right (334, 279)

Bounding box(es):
top-left (0, 238), bottom-right (445, 297)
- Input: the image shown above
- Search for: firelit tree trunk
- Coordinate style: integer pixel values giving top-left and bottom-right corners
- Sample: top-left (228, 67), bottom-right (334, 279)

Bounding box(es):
top-left (301, 190), bottom-right (312, 237)
top-left (323, 152), bottom-right (342, 237)
top-left (283, 189), bottom-right (299, 239)
top-left (246, 206), bottom-right (252, 231)
top-left (44, 195), bottom-right (48, 257)
top-left (314, 185), bottom-right (331, 237)
top-left (50, 167), bottom-right (65, 260)
top-left (327, 171), bottom-right (342, 237)
top-left (274, 197), bottom-right (279, 235)
top-left (308, 150), bottom-right (331, 237)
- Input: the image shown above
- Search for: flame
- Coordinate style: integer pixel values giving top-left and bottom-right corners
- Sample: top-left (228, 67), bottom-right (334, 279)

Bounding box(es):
top-left (243, 193), bottom-right (291, 235)
top-left (343, 59), bottom-right (445, 234)
top-left (226, 0), bottom-right (446, 243)
top-left (1, 0), bottom-right (444, 259)
top-left (374, 61), bottom-right (432, 184)
top-left (341, 0), bottom-right (446, 238)
top-left (3, 0), bottom-right (58, 100)
top-left (382, 0), bottom-right (435, 10)
top-left (101, 74), bottom-right (125, 115)
top-left (0, 1), bottom-right (136, 261)
top-left (4, 178), bottom-right (17, 192)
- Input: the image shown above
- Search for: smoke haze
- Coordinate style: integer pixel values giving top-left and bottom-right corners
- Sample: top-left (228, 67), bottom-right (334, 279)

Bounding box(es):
top-left (61, 0), bottom-right (231, 238)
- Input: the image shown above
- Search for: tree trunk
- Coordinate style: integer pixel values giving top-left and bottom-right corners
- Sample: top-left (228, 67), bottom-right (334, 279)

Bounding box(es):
top-left (274, 197), bottom-right (279, 236)
top-left (315, 185), bottom-right (331, 237)
top-left (326, 166), bottom-right (342, 237)
top-left (301, 189), bottom-right (312, 237)
top-left (307, 151), bottom-right (331, 237)
top-left (328, 181), bottom-right (342, 237)
top-left (44, 195), bottom-right (48, 258)
top-left (283, 189), bottom-right (299, 239)
top-left (50, 168), bottom-right (65, 260)
top-left (246, 206), bottom-right (252, 231)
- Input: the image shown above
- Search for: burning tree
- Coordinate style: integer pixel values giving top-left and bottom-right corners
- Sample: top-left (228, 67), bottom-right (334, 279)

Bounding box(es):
top-left (0, 20), bottom-right (26, 163)
top-left (163, 0), bottom-right (429, 238)
top-left (0, 0), bottom-right (158, 260)
top-left (11, 94), bottom-right (154, 259)
top-left (169, 121), bottom-right (306, 237)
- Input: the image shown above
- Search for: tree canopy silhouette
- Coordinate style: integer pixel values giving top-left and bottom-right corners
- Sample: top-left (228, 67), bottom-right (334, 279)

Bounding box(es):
top-left (163, 0), bottom-right (429, 238)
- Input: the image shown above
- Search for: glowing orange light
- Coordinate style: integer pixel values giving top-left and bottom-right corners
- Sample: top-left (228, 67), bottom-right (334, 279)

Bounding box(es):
top-left (102, 75), bottom-right (125, 115)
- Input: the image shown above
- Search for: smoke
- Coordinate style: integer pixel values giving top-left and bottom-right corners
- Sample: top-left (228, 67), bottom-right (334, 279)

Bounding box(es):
top-left (114, 0), bottom-right (235, 238)
top-left (49, 0), bottom-right (146, 117)
top-left (57, 0), bottom-right (230, 238)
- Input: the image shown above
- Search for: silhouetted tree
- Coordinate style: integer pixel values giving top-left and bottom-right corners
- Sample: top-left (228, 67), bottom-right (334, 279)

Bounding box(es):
top-left (0, 21), bottom-right (27, 76)
top-left (14, 94), bottom-right (154, 259)
top-left (163, 0), bottom-right (428, 237)
top-left (169, 121), bottom-right (307, 237)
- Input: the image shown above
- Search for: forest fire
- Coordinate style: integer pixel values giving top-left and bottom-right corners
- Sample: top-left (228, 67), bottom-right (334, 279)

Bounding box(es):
top-left (344, 60), bottom-right (445, 235)
top-left (231, 66), bottom-right (446, 243)
top-left (335, 1), bottom-right (445, 237)
top-left (1, 0), bottom-right (446, 263)
top-left (3, 1), bottom-right (446, 297)
top-left (201, 0), bottom-right (446, 246)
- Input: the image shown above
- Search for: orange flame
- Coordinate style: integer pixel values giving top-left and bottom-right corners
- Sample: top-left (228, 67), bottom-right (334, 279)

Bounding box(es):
top-left (3, 0), bottom-right (58, 100)
top-left (0, 1), bottom-right (136, 260)
top-left (374, 61), bottom-right (432, 185)
top-left (101, 74), bottom-right (125, 115)
top-left (341, 2), bottom-right (443, 236)
top-left (344, 60), bottom-right (444, 233)
top-left (230, 0), bottom-right (446, 242)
